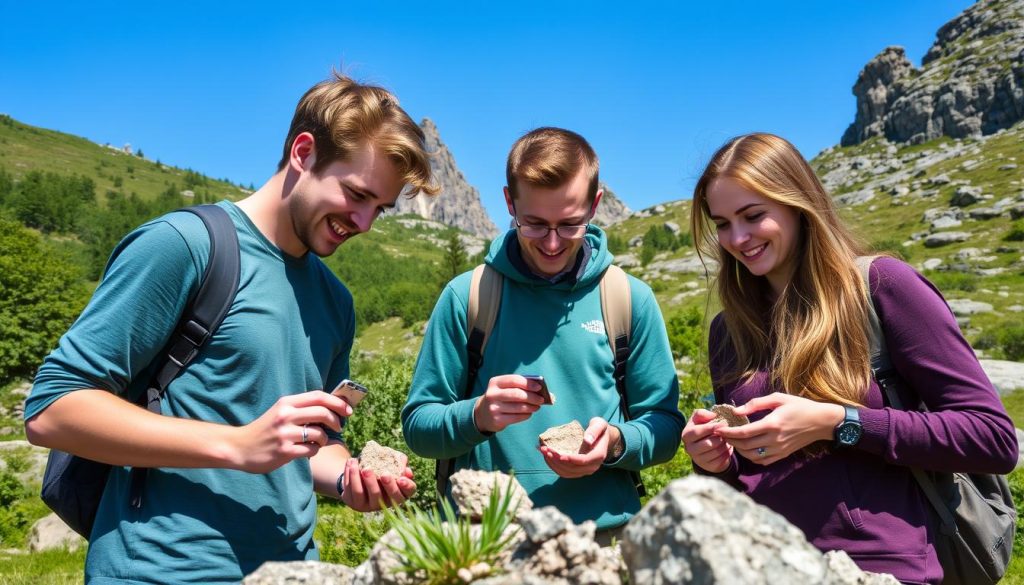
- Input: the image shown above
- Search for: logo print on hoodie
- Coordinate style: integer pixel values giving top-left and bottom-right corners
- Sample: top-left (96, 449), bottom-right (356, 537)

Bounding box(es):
top-left (581, 320), bottom-right (605, 335)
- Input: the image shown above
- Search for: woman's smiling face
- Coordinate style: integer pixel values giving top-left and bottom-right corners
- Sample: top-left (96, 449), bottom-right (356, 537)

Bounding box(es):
top-left (706, 176), bottom-right (802, 296)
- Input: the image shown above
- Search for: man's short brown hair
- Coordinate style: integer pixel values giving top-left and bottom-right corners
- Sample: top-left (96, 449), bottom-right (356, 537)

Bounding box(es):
top-left (505, 127), bottom-right (599, 201)
top-left (278, 71), bottom-right (439, 195)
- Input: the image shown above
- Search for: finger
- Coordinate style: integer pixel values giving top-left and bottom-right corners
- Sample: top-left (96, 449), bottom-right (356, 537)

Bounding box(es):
top-left (682, 419), bottom-right (725, 443)
top-left (296, 424), bottom-right (329, 447)
top-left (715, 421), bottom-right (770, 441)
top-left (343, 459), bottom-right (364, 504)
top-left (491, 387), bottom-right (546, 406)
top-left (690, 409), bottom-right (720, 424)
top-left (292, 405), bottom-right (346, 433)
top-left (381, 474), bottom-right (409, 506)
top-left (495, 402), bottom-right (542, 415)
top-left (489, 374), bottom-right (533, 390)
top-left (686, 435), bottom-right (727, 458)
top-left (731, 394), bottom-right (785, 417)
top-left (397, 477), bottom-right (417, 498)
top-left (401, 466), bottom-right (414, 480)
top-left (583, 418), bottom-right (608, 449)
top-left (363, 468), bottom-right (385, 504)
top-left (285, 391), bottom-right (354, 418)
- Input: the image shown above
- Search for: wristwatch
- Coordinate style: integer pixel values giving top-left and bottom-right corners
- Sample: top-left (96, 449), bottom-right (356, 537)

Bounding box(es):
top-left (834, 405), bottom-right (862, 447)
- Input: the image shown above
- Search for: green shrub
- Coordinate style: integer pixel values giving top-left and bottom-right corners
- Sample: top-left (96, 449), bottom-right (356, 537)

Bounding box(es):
top-left (316, 500), bottom-right (388, 566)
top-left (0, 218), bottom-right (91, 384)
top-left (998, 323), bottom-right (1024, 361)
top-left (1004, 222), bottom-right (1024, 242)
top-left (927, 270), bottom-right (977, 293)
top-left (870, 239), bottom-right (907, 261)
top-left (383, 475), bottom-right (521, 584)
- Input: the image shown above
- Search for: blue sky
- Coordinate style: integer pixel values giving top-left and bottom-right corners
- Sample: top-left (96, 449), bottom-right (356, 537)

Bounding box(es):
top-left (1, 1), bottom-right (970, 224)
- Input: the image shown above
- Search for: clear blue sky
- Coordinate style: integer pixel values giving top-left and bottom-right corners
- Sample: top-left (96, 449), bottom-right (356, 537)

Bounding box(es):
top-left (0, 1), bottom-right (970, 224)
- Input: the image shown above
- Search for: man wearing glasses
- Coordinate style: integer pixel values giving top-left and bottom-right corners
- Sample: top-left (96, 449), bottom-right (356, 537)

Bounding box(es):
top-left (402, 127), bottom-right (684, 538)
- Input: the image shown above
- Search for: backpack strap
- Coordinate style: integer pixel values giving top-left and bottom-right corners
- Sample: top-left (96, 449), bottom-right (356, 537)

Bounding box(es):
top-left (854, 255), bottom-right (958, 535)
top-left (436, 264), bottom-right (503, 499)
top-left (599, 265), bottom-right (645, 497)
top-left (129, 204), bottom-right (241, 509)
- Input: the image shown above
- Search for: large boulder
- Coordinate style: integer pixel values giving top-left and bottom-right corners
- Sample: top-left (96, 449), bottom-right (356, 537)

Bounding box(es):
top-left (620, 476), bottom-right (898, 585)
top-left (27, 513), bottom-right (85, 553)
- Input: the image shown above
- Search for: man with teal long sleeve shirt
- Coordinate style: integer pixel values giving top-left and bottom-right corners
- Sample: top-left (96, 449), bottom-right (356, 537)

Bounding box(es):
top-left (25, 73), bottom-right (437, 584)
top-left (402, 127), bottom-right (684, 536)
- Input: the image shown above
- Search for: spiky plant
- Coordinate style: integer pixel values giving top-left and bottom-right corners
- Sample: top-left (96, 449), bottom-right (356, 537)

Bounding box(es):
top-left (382, 476), bottom-right (522, 584)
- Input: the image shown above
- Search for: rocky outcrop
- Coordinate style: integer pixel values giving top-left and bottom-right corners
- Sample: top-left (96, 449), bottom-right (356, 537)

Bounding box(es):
top-left (247, 475), bottom-right (899, 584)
top-left (842, 0), bottom-right (1024, 146)
top-left (396, 119), bottom-right (499, 239)
top-left (621, 476), bottom-right (899, 584)
top-left (592, 183), bottom-right (633, 227)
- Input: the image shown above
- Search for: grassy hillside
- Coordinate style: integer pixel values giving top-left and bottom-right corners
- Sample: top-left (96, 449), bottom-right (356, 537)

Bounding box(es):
top-left (0, 115), bottom-right (247, 204)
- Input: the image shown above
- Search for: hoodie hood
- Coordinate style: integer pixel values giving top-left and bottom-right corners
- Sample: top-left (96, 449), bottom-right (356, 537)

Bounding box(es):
top-left (484, 225), bottom-right (613, 289)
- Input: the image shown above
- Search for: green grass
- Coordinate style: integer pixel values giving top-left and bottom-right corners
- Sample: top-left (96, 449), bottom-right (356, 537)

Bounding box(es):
top-left (0, 547), bottom-right (86, 584)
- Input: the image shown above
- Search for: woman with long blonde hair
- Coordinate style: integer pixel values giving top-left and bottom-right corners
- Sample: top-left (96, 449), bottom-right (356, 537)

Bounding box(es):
top-left (681, 133), bottom-right (1017, 584)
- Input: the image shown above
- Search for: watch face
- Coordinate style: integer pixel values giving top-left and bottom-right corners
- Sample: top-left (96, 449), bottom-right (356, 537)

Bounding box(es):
top-left (837, 422), bottom-right (862, 446)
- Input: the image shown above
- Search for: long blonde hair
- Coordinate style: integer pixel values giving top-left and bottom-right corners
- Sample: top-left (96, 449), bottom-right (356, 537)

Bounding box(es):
top-left (691, 133), bottom-right (871, 407)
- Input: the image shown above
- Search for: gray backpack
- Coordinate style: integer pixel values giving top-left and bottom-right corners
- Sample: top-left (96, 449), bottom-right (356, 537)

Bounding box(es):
top-left (856, 255), bottom-right (1016, 585)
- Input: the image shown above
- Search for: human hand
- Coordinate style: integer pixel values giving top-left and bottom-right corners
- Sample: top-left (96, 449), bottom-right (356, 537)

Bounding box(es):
top-left (473, 374), bottom-right (547, 433)
top-left (714, 392), bottom-right (845, 465)
top-left (682, 409), bottom-right (733, 473)
top-left (539, 417), bottom-right (617, 478)
top-left (340, 456), bottom-right (417, 512)
top-left (231, 390), bottom-right (353, 473)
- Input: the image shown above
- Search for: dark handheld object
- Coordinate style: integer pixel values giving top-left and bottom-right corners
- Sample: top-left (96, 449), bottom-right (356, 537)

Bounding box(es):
top-left (332, 378), bottom-right (369, 407)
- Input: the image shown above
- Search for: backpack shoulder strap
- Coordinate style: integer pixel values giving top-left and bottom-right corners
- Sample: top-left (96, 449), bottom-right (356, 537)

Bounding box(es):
top-left (437, 264), bottom-right (502, 499)
top-left (598, 265), bottom-right (645, 497)
top-left (147, 204), bottom-right (241, 403)
top-left (600, 264), bottom-right (632, 388)
top-left (854, 255), bottom-right (888, 373)
top-left (855, 255), bottom-right (958, 533)
top-left (466, 264), bottom-right (502, 379)
top-left (131, 204), bottom-right (241, 508)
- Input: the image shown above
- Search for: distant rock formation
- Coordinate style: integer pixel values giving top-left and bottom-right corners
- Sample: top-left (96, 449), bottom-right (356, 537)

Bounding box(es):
top-left (842, 0), bottom-right (1024, 146)
top-left (593, 182), bottom-right (634, 227)
top-left (395, 119), bottom-right (499, 239)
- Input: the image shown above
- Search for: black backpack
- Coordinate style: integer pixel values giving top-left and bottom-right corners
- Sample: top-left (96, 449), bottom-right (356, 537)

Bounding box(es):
top-left (40, 205), bottom-right (241, 539)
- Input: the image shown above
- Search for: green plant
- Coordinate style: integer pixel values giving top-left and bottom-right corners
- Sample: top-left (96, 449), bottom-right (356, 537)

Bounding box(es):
top-left (315, 501), bottom-right (388, 566)
top-left (1005, 222), bottom-right (1024, 242)
top-left (382, 476), bottom-right (521, 584)
top-left (870, 238), bottom-right (907, 261)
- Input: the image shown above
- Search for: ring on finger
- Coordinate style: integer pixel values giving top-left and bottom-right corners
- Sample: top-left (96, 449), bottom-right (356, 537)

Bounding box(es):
top-left (301, 424), bottom-right (309, 443)
top-left (756, 446), bottom-right (767, 457)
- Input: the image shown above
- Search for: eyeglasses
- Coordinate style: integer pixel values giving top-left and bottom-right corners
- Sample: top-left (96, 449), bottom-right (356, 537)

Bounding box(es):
top-left (511, 202), bottom-right (590, 240)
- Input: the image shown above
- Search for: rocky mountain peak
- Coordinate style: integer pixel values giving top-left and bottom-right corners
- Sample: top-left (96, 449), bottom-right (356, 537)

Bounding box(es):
top-left (592, 182), bottom-right (633, 227)
top-left (841, 0), bottom-right (1024, 146)
top-left (395, 118), bottom-right (499, 239)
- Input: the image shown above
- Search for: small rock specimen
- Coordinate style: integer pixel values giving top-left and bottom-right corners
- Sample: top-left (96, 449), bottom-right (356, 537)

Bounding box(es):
top-left (711, 404), bottom-right (749, 427)
top-left (359, 440), bottom-right (406, 478)
top-left (539, 421), bottom-right (585, 455)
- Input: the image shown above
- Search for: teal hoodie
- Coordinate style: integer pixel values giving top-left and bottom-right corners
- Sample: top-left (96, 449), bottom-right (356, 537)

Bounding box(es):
top-left (402, 226), bottom-right (684, 529)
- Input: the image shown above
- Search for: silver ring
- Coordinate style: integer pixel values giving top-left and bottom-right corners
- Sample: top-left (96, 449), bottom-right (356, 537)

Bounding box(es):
top-left (756, 447), bottom-right (767, 457)
top-left (301, 424), bottom-right (309, 443)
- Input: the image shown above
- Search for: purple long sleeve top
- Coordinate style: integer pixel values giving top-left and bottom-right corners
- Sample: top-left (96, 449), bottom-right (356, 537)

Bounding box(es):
top-left (699, 256), bottom-right (1018, 585)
